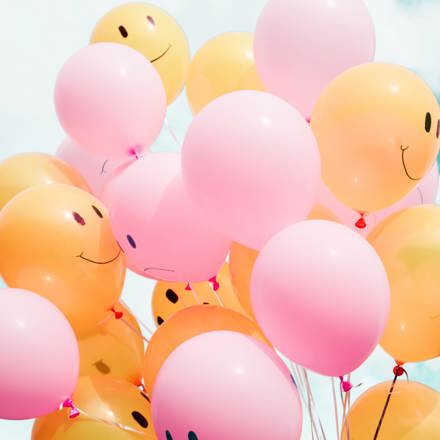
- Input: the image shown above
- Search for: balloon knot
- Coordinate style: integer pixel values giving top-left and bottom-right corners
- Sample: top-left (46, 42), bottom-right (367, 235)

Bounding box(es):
top-left (185, 283), bottom-right (193, 291)
top-left (128, 147), bottom-right (140, 160)
top-left (393, 361), bottom-right (408, 378)
top-left (339, 376), bottom-right (361, 393)
top-left (355, 212), bottom-right (367, 229)
top-left (109, 307), bottom-right (124, 320)
top-left (306, 117), bottom-right (311, 124)
top-left (62, 398), bottom-right (80, 419)
top-left (209, 276), bottom-right (220, 292)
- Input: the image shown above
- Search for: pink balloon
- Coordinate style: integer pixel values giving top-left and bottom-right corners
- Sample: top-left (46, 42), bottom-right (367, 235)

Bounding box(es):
top-left (103, 153), bottom-right (230, 282)
top-left (182, 91), bottom-right (321, 250)
top-left (251, 220), bottom-right (390, 376)
top-left (152, 331), bottom-right (302, 440)
top-left (255, 0), bottom-right (375, 117)
top-left (55, 43), bottom-right (166, 159)
top-left (56, 138), bottom-right (118, 197)
top-left (0, 288), bottom-right (79, 420)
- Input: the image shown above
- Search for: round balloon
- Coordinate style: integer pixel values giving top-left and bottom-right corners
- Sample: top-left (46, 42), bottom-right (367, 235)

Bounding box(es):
top-left (251, 220), bottom-right (390, 376)
top-left (0, 184), bottom-right (126, 336)
top-left (0, 288), bottom-right (79, 420)
top-left (79, 302), bottom-right (144, 385)
top-left (103, 153), bottom-right (230, 282)
top-left (182, 91), bottom-right (321, 250)
top-left (32, 376), bottom-right (156, 440)
top-left (55, 43), bottom-right (166, 159)
top-left (143, 305), bottom-right (270, 394)
top-left (368, 206), bottom-right (440, 362)
top-left (151, 263), bottom-right (246, 326)
top-left (342, 381), bottom-right (440, 439)
top-left (152, 331), bottom-right (302, 440)
top-left (311, 63), bottom-right (440, 213)
top-left (254, 0), bottom-right (375, 117)
top-left (186, 32), bottom-right (264, 114)
top-left (91, 3), bottom-right (190, 104)
top-left (0, 153), bottom-right (90, 209)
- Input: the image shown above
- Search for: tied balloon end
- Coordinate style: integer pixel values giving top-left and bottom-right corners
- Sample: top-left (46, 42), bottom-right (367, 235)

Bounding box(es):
top-left (109, 306), bottom-right (124, 320)
top-left (339, 376), bottom-right (361, 393)
top-left (355, 212), bottom-right (367, 229)
top-left (209, 275), bottom-right (220, 292)
top-left (185, 283), bottom-right (193, 291)
top-left (128, 146), bottom-right (140, 160)
top-left (393, 361), bottom-right (408, 379)
top-left (61, 398), bottom-right (80, 419)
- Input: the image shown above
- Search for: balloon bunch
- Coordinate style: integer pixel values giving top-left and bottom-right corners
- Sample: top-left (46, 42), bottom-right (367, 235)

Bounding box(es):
top-left (1, 1), bottom-right (440, 439)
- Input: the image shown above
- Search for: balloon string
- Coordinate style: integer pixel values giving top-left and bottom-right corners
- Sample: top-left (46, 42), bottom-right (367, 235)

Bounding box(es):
top-left (373, 363), bottom-right (407, 440)
top-left (339, 374), bottom-right (352, 440)
top-left (119, 300), bottom-right (154, 339)
top-left (165, 117), bottom-right (181, 147)
top-left (185, 282), bottom-right (202, 304)
top-left (331, 377), bottom-right (340, 439)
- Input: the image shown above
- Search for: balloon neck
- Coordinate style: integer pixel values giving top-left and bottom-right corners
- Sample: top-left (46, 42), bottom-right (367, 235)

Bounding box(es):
top-left (355, 212), bottom-right (367, 229)
top-left (209, 275), bottom-right (220, 292)
top-left (393, 361), bottom-right (408, 378)
top-left (185, 283), bottom-right (193, 291)
top-left (109, 307), bottom-right (124, 320)
top-left (61, 398), bottom-right (80, 419)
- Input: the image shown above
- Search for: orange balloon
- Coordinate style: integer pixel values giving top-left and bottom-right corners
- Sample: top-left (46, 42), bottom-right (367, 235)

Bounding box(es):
top-left (0, 153), bottom-right (90, 209)
top-left (368, 205), bottom-right (440, 362)
top-left (32, 376), bottom-right (156, 440)
top-left (342, 381), bottom-right (440, 439)
top-left (151, 263), bottom-right (246, 326)
top-left (311, 63), bottom-right (440, 212)
top-left (143, 304), bottom-right (271, 394)
top-left (0, 184), bottom-right (126, 336)
top-left (79, 303), bottom-right (144, 385)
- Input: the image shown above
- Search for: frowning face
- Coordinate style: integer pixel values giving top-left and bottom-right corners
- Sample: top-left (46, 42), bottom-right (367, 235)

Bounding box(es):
top-left (91, 3), bottom-right (190, 104)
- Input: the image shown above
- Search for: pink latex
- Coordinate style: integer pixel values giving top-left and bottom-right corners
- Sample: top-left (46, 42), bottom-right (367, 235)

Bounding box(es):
top-left (254, 0), bottom-right (375, 117)
top-left (251, 220), bottom-right (390, 376)
top-left (182, 91), bottom-right (321, 250)
top-left (103, 153), bottom-right (230, 282)
top-left (55, 43), bottom-right (166, 159)
top-left (0, 288), bottom-right (79, 419)
top-left (152, 331), bottom-right (302, 440)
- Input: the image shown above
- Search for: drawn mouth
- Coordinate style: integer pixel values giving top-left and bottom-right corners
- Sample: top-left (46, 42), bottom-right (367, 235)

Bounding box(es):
top-left (401, 145), bottom-right (421, 181)
top-left (150, 44), bottom-right (172, 63)
top-left (77, 249), bottom-right (121, 265)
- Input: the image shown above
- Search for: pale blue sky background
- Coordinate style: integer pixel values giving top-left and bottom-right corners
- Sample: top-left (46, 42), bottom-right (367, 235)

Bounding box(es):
top-left (1, 1), bottom-right (439, 439)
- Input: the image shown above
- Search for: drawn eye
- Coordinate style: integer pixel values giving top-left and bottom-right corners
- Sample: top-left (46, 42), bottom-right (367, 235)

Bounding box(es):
top-left (157, 316), bottom-right (164, 325)
top-left (166, 289), bottom-right (179, 304)
top-left (140, 391), bottom-right (150, 403)
top-left (425, 112), bottom-right (432, 133)
top-left (131, 411), bottom-right (148, 428)
top-left (436, 120), bottom-right (439, 139)
top-left (92, 205), bottom-right (103, 218)
top-left (147, 15), bottom-right (155, 27)
top-left (127, 234), bottom-right (136, 249)
top-left (165, 431), bottom-right (173, 440)
top-left (118, 25), bottom-right (128, 38)
top-left (188, 432), bottom-right (199, 440)
top-left (73, 212), bottom-right (85, 225)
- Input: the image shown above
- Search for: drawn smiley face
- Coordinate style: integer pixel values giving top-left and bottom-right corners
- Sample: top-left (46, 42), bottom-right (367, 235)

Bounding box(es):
top-left (91, 3), bottom-right (190, 104)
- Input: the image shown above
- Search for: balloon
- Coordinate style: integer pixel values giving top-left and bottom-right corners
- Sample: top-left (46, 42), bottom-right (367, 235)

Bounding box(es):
top-left (182, 91), bottom-right (321, 250)
top-left (342, 381), bottom-right (440, 439)
top-left (0, 288), bottom-right (79, 420)
top-left (251, 220), bottom-right (390, 376)
top-left (0, 184), bottom-right (126, 336)
top-left (143, 305), bottom-right (269, 394)
top-left (78, 302), bottom-right (144, 385)
top-left (152, 331), bottom-right (302, 440)
top-left (368, 206), bottom-right (440, 362)
top-left (57, 138), bottom-right (118, 198)
top-left (186, 32), bottom-right (264, 114)
top-left (311, 63), bottom-right (440, 213)
top-left (55, 43), bottom-right (166, 159)
top-left (91, 3), bottom-right (190, 104)
top-left (152, 263), bottom-right (246, 326)
top-left (0, 152), bottom-right (90, 209)
top-left (254, 0), bottom-right (375, 118)
top-left (103, 153), bottom-right (230, 282)
top-left (33, 376), bottom-right (156, 440)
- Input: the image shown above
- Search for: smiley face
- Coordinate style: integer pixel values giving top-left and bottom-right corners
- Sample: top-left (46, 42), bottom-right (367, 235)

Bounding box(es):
top-left (0, 184), bottom-right (126, 336)
top-left (32, 376), bottom-right (156, 440)
top-left (91, 3), bottom-right (190, 104)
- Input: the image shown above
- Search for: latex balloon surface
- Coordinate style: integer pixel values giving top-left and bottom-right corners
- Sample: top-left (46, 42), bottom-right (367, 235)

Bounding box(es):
top-left (91, 2), bottom-right (190, 104)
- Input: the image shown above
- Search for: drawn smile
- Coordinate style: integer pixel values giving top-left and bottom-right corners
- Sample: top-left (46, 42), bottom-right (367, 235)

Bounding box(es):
top-left (401, 145), bottom-right (421, 181)
top-left (77, 249), bottom-right (121, 265)
top-left (150, 44), bottom-right (172, 63)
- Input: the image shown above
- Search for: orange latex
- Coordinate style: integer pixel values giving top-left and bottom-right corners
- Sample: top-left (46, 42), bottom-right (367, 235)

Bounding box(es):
top-left (311, 63), bottom-right (440, 213)
top-left (32, 376), bottom-right (156, 440)
top-left (186, 32), bottom-right (264, 114)
top-left (341, 381), bottom-right (440, 439)
top-left (368, 206), bottom-right (440, 362)
top-left (79, 303), bottom-right (144, 385)
top-left (151, 263), bottom-right (246, 326)
top-left (91, 3), bottom-right (190, 104)
top-left (143, 304), bottom-right (270, 394)
top-left (0, 153), bottom-right (90, 209)
top-left (0, 184), bottom-right (126, 336)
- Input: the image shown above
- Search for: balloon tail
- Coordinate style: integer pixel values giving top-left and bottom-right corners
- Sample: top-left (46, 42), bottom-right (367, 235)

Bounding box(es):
top-left (109, 307), bottom-right (124, 320)
top-left (185, 283), bottom-right (193, 291)
top-left (355, 212), bottom-right (367, 229)
top-left (209, 275), bottom-right (220, 292)
top-left (128, 147), bottom-right (140, 160)
top-left (61, 398), bottom-right (80, 419)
